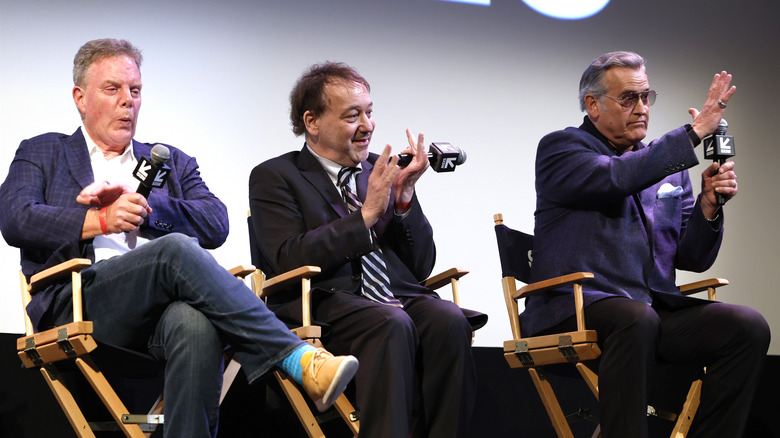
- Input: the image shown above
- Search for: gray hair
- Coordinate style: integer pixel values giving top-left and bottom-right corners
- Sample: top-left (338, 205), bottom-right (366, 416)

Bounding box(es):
top-left (73, 39), bottom-right (143, 87)
top-left (578, 51), bottom-right (646, 111)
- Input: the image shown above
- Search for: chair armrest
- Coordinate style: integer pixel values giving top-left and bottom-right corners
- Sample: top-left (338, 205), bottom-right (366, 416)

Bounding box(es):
top-left (228, 264), bottom-right (256, 279)
top-left (28, 258), bottom-right (92, 294)
top-left (513, 272), bottom-right (594, 300)
top-left (679, 277), bottom-right (728, 300)
top-left (260, 266), bottom-right (322, 337)
top-left (21, 259), bottom-right (92, 335)
top-left (678, 278), bottom-right (729, 295)
top-left (260, 266), bottom-right (321, 298)
top-left (423, 267), bottom-right (468, 290)
top-left (513, 272), bottom-right (594, 333)
top-left (423, 267), bottom-right (468, 307)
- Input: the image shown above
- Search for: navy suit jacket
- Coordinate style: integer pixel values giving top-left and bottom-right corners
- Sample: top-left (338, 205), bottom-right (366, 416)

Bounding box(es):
top-left (521, 117), bottom-right (723, 336)
top-left (248, 145), bottom-right (486, 329)
top-left (0, 128), bottom-right (228, 330)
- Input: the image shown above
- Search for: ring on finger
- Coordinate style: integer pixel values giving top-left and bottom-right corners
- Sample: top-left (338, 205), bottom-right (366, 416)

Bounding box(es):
top-left (717, 100), bottom-right (727, 109)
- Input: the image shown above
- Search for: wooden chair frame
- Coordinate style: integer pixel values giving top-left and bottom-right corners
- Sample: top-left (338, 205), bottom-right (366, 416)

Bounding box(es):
top-left (243, 262), bottom-right (470, 438)
top-left (17, 259), bottom-right (162, 438)
top-left (244, 210), bottom-right (473, 437)
top-left (493, 213), bottom-right (729, 438)
top-left (17, 261), bottom-right (263, 437)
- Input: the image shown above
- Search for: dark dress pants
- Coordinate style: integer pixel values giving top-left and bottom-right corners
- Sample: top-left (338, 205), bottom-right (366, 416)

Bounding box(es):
top-left (313, 291), bottom-right (476, 438)
top-left (539, 296), bottom-right (769, 438)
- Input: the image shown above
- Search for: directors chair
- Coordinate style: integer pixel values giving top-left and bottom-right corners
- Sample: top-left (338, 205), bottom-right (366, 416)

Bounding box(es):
top-left (493, 213), bottom-right (729, 438)
top-left (17, 259), bottom-right (163, 437)
top-left (17, 258), bottom-right (257, 437)
top-left (247, 214), bottom-right (472, 437)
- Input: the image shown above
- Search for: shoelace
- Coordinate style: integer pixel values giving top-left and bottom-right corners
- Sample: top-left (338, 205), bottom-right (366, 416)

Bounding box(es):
top-left (306, 350), bottom-right (331, 383)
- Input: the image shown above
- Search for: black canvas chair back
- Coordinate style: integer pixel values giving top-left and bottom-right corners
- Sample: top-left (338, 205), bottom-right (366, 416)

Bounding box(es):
top-left (494, 223), bottom-right (534, 283)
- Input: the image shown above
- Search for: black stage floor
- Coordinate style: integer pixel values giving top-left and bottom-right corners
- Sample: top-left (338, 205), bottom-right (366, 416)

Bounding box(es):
top-left (1, 334), bottom-right (776, 437)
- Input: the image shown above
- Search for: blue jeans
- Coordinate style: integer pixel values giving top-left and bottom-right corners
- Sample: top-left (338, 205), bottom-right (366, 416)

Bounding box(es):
top-left (49, 233), bottom-right (304, 437)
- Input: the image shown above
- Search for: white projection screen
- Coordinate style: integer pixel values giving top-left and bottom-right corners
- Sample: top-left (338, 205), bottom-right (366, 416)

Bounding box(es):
top-left (1, 0), bottom-right (778, 353)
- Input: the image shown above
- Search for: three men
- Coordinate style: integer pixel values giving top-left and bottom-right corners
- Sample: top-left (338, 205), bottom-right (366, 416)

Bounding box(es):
top-left (2, 39), bottom-right (769, 438)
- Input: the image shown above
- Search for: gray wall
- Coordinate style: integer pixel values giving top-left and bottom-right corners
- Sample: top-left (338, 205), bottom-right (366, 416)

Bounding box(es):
top-left (1, 0), bottom-right (778, 353)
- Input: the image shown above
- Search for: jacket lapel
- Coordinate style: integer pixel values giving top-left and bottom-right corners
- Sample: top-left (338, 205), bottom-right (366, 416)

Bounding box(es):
top-left (297, 145), bottom-right (350, 218)
top-left (132, 140), bottom-right (151, 161)
top-left (64, 128), bottom-right (95, 189)
top-left (356, 159), bottom-right (371, 202)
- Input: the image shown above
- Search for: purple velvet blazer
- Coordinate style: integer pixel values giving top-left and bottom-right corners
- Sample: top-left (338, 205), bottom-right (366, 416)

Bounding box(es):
top-left (520, 117), bottom-right (723, 336)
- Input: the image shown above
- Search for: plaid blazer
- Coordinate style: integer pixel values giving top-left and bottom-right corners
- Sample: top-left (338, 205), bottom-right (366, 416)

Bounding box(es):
top-left (0, 127), bottom-right (228, 330)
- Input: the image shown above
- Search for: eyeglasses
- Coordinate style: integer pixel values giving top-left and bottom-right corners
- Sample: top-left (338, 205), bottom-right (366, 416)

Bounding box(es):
top-left (598, 90), bottom-right (657, 110)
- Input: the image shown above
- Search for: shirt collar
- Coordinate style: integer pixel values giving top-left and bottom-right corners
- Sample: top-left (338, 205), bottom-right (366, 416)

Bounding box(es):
top-left (305, 142), bottom-right (362, 187)
top-left (83, 124), bottom-right (134, 162)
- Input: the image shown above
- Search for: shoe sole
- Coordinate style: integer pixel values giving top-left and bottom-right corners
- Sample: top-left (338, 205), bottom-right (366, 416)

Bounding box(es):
top-left (314, 355), bottom-right (359, 412)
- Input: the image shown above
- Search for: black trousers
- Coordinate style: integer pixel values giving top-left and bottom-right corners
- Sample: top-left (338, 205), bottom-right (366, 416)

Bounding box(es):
top-left (313, 291), bottom-right (476, 438)
top-left (541, 297), bottom-right (770, 438)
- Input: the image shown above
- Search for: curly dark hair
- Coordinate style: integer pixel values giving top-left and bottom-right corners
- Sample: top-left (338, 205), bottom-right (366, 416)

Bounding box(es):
top-left (289, 62), bottom-right (370, 136)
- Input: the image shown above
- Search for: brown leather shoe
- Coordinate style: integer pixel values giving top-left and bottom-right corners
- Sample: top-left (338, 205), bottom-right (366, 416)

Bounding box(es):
top-left (301, 348), bottom-right (359, 412)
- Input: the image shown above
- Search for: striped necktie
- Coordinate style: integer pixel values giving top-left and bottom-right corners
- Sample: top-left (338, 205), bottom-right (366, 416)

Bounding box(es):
top-left (337, 167), bottom-right (402, 307)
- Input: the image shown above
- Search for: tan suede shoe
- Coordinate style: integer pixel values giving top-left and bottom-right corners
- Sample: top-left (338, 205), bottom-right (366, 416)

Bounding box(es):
top-left (301, 348), bottom-right (359, 412)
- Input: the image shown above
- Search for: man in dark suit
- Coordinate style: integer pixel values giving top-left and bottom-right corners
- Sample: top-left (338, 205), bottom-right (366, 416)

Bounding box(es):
top-left (523, 51), bottom-right (769, 437)
top-left (249, 62), bottom-right (486, 438)
top-left (0, 39), bottom-right (357, 438)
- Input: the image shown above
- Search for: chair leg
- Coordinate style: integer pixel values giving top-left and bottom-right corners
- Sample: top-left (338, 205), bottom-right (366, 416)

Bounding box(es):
top-left (576, 363), bottom-right (599, 400)
top-left (75, 356), bottom-right (147, 438)
top-left (274, 370), bottom-right (326, 438)
top-left (145, 394), bottom-right (164, 438)
top-left (220, 358), bottom-right (242, 405)
top-left (670, 379), bottom-right (702, 438)
top-left (40, 364), bottom-right (96, 438)
top-left (332, 393), bottom-right (360, 436)
top-left (148, 393), bottom-right (164, 416)
top-left (529, 368), bottom-right (575, 438)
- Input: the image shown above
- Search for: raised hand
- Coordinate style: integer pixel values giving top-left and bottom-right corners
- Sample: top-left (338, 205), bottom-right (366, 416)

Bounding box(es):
top-left (688, 71), bottom-right (736, 140)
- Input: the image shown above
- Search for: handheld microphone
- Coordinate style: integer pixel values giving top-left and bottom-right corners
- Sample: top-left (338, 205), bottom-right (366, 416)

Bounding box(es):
top-left (397, 142), bottom-right (467, 173)
top-left (702, 119), bottom-right (735, 205)
top-left (133, 144), bottom-right (171, 198)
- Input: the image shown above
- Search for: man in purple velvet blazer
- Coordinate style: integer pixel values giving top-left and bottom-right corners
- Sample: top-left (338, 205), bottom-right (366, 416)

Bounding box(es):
top-left (522, 51), bottom-right (769, 437)
top-left (0, 39), bottom-right (356, 437)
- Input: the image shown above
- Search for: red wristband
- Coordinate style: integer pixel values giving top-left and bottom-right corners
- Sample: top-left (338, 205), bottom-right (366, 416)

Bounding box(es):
top-left (396, 200), bottom-right (412, 212)
top-left (99, 207), bottom-right (109, 234)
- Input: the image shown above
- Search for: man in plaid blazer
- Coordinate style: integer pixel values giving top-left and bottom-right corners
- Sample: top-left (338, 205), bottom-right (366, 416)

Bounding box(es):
top-left (0, 39), bottom-right (356, 437)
